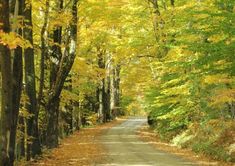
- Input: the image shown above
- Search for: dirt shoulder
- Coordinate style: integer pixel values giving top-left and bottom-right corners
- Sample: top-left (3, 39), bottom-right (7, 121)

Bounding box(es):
top-left (137, 124), bottom-right (235, 166)
top-left (18, 118), bottom-right (125, 166)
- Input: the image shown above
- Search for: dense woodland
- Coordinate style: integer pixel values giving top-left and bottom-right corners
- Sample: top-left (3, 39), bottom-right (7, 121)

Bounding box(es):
top-left (0, 0), bottom-right (234, 165)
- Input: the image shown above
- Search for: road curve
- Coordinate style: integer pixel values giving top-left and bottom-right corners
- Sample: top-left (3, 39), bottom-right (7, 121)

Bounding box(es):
top-left (97, 117), bottom-right (198, 166)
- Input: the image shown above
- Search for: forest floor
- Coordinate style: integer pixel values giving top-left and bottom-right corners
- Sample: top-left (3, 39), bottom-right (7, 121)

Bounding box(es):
top-left (137, 124), bottom-right (235, 166)
top-left (18, 118), bottom-right (125, 166)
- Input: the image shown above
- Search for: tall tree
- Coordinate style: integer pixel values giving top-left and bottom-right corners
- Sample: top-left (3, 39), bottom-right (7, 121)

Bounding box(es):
top-left (9, 0), bottom-right (23, 164)
top-left (97, 48), bottom-right (106, 123)
top-left (0, 1), bottom-right (13, 165)
top-left (46, 0), bottom-right (78, 148)
top-left (38, 0), bottom-right (50, 119)
top-left (110, 63), bottom-right (121, 118)
top-left (23, 0), bottom-right (41, 159)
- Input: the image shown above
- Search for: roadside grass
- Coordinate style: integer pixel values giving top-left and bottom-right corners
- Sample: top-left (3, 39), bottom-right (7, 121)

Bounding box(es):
top-left (138, 120), bottom-right (235, 166)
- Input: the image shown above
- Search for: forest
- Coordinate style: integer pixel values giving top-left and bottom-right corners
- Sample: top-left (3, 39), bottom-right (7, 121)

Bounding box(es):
top-left (0, 0), bottom-right (234, 165)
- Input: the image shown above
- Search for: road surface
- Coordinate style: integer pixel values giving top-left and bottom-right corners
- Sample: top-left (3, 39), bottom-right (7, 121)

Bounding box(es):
top-left (97, 117), bottom-right (198, 166)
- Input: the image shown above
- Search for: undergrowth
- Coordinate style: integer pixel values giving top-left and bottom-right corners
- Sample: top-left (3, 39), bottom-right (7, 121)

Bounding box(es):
top-left (150, 118), bottom-right (235, 162)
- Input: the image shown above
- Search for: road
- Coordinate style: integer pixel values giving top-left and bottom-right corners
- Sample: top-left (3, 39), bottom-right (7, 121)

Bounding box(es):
top-left (97, 117), bottom-right (198, 166)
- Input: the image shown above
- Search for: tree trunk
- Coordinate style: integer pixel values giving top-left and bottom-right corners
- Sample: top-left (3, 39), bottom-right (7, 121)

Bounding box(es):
top-left (38, 0), bottom-right (49, 116)
top-left (46, 0), bottom-right (63, 148)
top-left (97, 49), bottom-right (107, 123)
top-left (46, 0), bottom-right (78, 148)
top-left (37, 0), bottom-right (49, 148)
top-left (9, 38), bottom-right (23, 165)
top-left (9, 0), bottom-right (23, 164)
top-left (0, 1), bottom-right (12, 165)
top-left (23, 0), bottom-right (41, 159)
top-left (105, 76), bottom-right (111, 121)
top-left (110, 63), bottom-right (116, 119)
top-left (46, 97), bottom-right (60, 148)
top-left (115, 65), bottom-right (121, 113)
top-left (102, 79), bottom-right (107, 123)
top-left (18, 116), bottom-right (26, 159)
top-left (110, 64), bottom-right (121, 118)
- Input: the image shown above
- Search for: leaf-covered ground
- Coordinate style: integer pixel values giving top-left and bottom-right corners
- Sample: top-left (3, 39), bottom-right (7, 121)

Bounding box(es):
top-left (18, 119), bottom-right (125, 166)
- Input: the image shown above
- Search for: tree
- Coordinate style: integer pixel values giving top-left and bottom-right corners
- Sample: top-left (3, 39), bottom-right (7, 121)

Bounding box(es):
top-left (46, 0), bottom-right (78, 148)
top-left (9, 0), bottom-right (23, 164)
top-left (22, 0), bottom-right (41, 159)
top-left (0, 1), bottom-right (13, 165)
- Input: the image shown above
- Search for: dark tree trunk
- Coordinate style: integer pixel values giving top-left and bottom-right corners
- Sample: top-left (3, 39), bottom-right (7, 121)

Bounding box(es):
top-left (115, 65), bottom-right (121, 111)
top-left (0, 1), bottom-right (12, 165)
top-left (97, 49), bottom-right (106, 123)
top-left (9, 40), bottom-right (23, 165)
top-left (110, 63), bottom-right (116, 119)
top-left (38, 0), bottom-right (49, 116)
top-left (46, 97), bottom-right (60, 148)
top-left (23, 0), bottom-right (41, 159)
top-left (9, 0), bottom-right (23, 164)
top-left (46, 0), bottom-right (63, 148)
top-left (102, 79), bottom-right (107, 123)
top-left (49, 0), bottom-right (63, 89)
top-left (37, 0), bottom-right (49, 148)
top-left (102, 73), bottom-right (111, 122)
top-left (46, 0), bottom-right (78, 148)
top-left (105, 76), bottom-right (111, 121)
top-left (18, 116), bottom-right (26, 158)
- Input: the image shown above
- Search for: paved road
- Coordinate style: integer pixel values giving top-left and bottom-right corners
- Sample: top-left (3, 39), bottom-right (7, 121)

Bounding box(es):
top-left (97, 117), bottom-right (198, 166)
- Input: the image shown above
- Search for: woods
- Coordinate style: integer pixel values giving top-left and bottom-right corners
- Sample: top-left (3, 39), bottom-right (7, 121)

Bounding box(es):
top-left (0, 0), bottom-right (235, 165)
top-left (1, 0), bottom-right (83, 165)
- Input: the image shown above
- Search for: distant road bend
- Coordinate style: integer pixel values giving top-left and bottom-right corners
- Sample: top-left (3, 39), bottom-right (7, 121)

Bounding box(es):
top-left (98, 117), bottom-right (198, 166)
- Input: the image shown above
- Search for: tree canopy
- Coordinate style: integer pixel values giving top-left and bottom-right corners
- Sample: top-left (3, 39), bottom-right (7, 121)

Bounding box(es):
top-left (0, 0), bottom-right (234, 165)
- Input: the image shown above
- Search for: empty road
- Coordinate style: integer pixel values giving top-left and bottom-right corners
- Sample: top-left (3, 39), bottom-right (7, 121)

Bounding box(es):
top-left (97, 117), bottom-right (198, 166)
